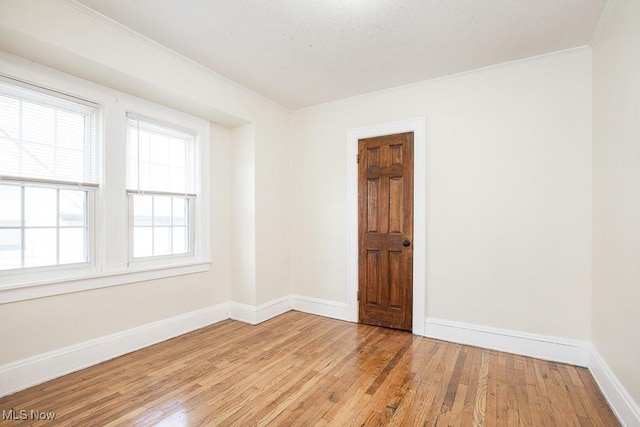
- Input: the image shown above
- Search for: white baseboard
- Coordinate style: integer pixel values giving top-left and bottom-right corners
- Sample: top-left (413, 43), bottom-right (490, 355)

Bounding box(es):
top-left (0, 303), bottom-right (229, 398)
top-left (424, 318), bottom-right (590, 367)
top-left (589, 346), bottom-right (640, 426)
top-left (291, 294), bottom-right (351, 322)
top-left (229, 296), bottom-right (291, 325)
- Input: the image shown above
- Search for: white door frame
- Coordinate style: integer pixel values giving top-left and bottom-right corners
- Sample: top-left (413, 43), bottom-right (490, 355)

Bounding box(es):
top-left (347, 117), bottom-right (426, 335)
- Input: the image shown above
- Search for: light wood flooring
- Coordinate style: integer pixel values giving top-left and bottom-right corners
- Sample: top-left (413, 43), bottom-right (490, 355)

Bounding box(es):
top-left (0, 311), bottom-right (619, 426)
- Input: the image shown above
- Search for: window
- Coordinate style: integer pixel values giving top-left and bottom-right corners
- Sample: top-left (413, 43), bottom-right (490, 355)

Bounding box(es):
top-left (0, 78), bottom-right (99, 271)
top-left (126, 114), bottom-right (196, 260)
top-left (0, 60), bottom-right (210, 303)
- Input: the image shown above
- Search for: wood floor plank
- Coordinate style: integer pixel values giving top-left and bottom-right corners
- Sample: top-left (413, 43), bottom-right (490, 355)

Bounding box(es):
top-left (0, 312), bottom-right (620, 426)
top-left (472, 350), bottom-right (489, 427)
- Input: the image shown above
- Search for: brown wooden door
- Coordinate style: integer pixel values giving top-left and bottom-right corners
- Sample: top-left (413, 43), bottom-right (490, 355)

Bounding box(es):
top-left (358, 132), bottom-right (414, 331)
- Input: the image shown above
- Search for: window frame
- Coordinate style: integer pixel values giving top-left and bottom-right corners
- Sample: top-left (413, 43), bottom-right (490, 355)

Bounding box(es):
top-left (127, 193), bottom-right (197, 264)
top-left (0, 75), bottom-right (100, 277)
top-left (0, 179), bottom-right (97, 273)
top-left (125, 113), bottom-right (199, 264)
top-left (0, 55), bottom-right (211, 304)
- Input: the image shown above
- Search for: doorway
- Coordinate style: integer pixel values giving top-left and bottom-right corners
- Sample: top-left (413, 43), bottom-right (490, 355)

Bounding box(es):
top-left (347, 117), bottom-right (426, 334)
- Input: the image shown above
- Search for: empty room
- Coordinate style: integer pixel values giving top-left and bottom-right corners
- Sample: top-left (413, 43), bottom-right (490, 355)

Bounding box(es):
top-left (0, 0), bottom-right (638, 425)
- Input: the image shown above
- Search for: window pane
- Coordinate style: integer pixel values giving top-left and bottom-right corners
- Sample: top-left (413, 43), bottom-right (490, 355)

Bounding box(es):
top-left (150, 164), bottom-right (170, 191)
top-left (138, 161), bottom-right (151, 191)
top-left (149, 133), bottom-right (169, 164)
top-left (57, 148), bottom-right (85, 182)
top-left (0, 95), bottom-right (20, 139)
top-left (128, 160), bottom-right (139, 190)
top-left (59, 190), bottom-right (85, 226)
top-left (59, 228), bottom-right (85, 264)
top-left (0, 228), bottom-right (21, 270)
top-left (21, 142), bottom-right (55, 179)
top-left (0, 139), bottom-right (20, 176)
top-left (22, 102), bottom-right (55, 145)
top-left (172, 226), bottom-right (188, 254)
top-left (153, 196), bottom-right (172, 226)
top-left (0, 184), bottom-right (22, 227)
top-left (0, 82), bottom-right (99, 184)
top-left (169, 139), bottom-right (185, 167)
top-left (169, 167), bottom-right (186, 194)
top-left (133, 227), bottom-right (152, 258)
top-left (24, 228), bottom-right (56, 267)
top-left (126, 116), bottom-right (194, 194)
top-left (172, 197), bottom-right (186, 226)
top-left (133, 195), bottom-right (153, 226)
top-left (25, 186), bottom-right (57, 226)
top-left (56, 110), bottom-right (85, 150)
top-left (153, 227), bottom-right (171, 256)
top-left (138, 130), bottom-right (150, 162)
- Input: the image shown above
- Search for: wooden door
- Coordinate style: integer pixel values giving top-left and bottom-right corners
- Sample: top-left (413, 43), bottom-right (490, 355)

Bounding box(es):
top-left (358, 132), bottom-right (414, 331)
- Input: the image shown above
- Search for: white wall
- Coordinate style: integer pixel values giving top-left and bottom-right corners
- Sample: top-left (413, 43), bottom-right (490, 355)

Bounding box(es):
top-left (290, 48), bottom-right (593, 340)
top-left (231, 124), bottom-right (256, 306)
top-left (592, 0), bottom-right (640, 406)
top-left (255, 120), bottom-right (291, 304)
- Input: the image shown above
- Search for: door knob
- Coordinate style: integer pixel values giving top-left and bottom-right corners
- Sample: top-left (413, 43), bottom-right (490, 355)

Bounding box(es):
top-left (403, 240), bottom-right (411, 247)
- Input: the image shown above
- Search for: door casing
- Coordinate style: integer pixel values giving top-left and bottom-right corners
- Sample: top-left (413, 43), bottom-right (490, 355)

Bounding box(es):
top-left (347, 117), bottom-right (426, 335)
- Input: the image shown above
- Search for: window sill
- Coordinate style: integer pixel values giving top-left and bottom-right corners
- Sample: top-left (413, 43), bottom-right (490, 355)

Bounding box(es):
top-left (0, 261), bottom-right (211, 304)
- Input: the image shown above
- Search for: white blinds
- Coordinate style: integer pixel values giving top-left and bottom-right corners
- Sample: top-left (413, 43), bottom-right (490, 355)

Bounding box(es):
top-left (126, 113), bottom-right (196, 196)
top-left (0, 79), bottom-right (99, 187)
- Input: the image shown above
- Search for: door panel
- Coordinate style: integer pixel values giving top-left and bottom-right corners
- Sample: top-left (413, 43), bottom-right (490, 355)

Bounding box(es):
top-left (358, 132), bottom-right (414, 331)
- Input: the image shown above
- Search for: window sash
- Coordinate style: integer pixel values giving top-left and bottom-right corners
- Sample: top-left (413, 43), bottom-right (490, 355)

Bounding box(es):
top-left (126, 113), bottom-right (195, 195)
top-left (127, 193), bottom-right (195, 261)
top-left (0, 182), bottom-right (93, 272)
top-left (0, 76), bottom-right (100, 186)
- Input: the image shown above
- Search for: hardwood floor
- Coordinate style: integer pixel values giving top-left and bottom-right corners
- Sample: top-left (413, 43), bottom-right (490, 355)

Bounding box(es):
top-left (0, 311), bottom-right (618, 426)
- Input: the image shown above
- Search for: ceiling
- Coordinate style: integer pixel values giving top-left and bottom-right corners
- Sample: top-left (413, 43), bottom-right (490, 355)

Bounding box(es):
top-left (73, 0), bottom-right (607, 110)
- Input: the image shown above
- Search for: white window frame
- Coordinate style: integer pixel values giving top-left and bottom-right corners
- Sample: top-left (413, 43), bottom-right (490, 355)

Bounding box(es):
top-left (127, 193), bottom-right (197, 263)
top-left (0, 75), bottom-right (100, 279)
top-left (125, 113), bottom-right (199, 265)
top-left (0, 179), bottom-right (98, 273)
top-left (0, 53), bottom-right (210, 304)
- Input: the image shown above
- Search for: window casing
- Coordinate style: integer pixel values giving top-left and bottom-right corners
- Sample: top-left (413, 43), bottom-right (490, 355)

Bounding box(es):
top-left (0, 77), bottom-right (99, 272)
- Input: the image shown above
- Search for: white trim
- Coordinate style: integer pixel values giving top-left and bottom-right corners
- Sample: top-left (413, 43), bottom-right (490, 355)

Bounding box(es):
top-left (229, 296), bottom-right (292, 325)
top-left (0, 261), bottom-right (210, 304)
top-left (347, 117), bottom-right (427, 335)
top-left (0, 303), bottom-right (229, 398)
top-left (589, 346), bottom-right (640, 426)
top-left (291, 295), bottom-right (351, 322)
top-left (424, 318), bottom-right (590, 367)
